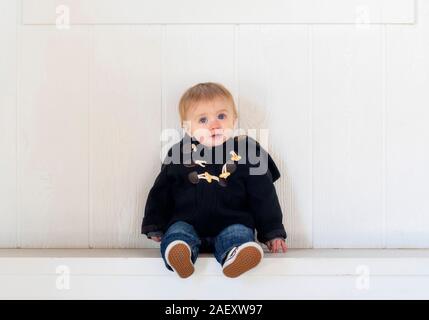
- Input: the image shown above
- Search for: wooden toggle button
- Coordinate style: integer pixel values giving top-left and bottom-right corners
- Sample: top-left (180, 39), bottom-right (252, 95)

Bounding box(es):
top-left (188, 171), bottom-right (200, 184)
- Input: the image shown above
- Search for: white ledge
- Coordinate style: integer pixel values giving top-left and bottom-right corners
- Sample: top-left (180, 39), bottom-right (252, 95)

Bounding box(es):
top-left (1, 248), bottom-right (429, 276)
top-left (1, 249), bottom-right (429, 299)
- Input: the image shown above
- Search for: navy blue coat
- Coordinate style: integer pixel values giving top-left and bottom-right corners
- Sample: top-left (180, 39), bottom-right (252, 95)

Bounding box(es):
top-left (141, 134), bottom-right (287, 244)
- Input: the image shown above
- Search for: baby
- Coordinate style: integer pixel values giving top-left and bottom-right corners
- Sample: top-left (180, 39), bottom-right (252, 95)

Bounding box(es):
top-left (141, 82), bottom-right (287, 278)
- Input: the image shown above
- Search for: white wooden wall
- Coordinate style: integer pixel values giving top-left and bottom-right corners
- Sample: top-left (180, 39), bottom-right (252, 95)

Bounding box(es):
top-left (1, 0), bottom-right (427, 249)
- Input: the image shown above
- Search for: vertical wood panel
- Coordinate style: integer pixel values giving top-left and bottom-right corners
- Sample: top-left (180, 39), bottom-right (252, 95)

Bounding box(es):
top-left (312, 25), bottom-right (384, 248)
top-left (238, 25), bottom-right (313, 248)
top-left (0, 0), bottom-right (17, 247)
top-left (385, 1), bottom-right (429, 247)
top-left (19, 26), bottom-right (90, 247)
top-left (90, 26), bottom-right (162, 248)
top-left (162, 25), bottom-right (235, 153)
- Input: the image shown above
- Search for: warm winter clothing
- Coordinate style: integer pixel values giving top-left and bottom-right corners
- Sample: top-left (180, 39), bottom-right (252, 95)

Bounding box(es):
top-left (141, 133), bottom-right (287, 244)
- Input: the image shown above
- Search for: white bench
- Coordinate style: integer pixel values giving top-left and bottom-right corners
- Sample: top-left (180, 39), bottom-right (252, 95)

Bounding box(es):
top-left (1, 249), bottom-right (428, 299)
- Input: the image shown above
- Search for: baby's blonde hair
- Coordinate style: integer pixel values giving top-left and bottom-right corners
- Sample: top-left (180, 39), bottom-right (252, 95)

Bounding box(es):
top-left (178, 82), bottom-right (237, 126)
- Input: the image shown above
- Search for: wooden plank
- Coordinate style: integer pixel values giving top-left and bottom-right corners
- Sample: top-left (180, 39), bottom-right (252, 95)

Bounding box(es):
top-left (385, 2), bottom-right (429, 247)
top-left (22, 0), bottom-right (415, 25)
top-left (238, 25), bottom-right (313, 248)
top-left (312, 25), bottom-right (384, 248)
top-left (162, 25), bottom-right (235, 155)
top-left (89, 26), bottom-right (162, 248)
top-left (19, 26), bottom-right (90, 248)
top-left (0, 0), bottom-right (18, 247)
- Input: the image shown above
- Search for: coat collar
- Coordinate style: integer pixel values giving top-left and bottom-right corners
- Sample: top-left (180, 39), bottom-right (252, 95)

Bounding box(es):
top-left (181, 133), bottom-right (237, 164)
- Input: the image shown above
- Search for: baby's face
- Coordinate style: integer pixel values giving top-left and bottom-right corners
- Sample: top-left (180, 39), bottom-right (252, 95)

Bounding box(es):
top-left (184, 98), bottom-right (236, 147)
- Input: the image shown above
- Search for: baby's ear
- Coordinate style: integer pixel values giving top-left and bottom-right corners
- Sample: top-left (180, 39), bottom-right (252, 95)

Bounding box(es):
top-left (233, 117), bottom-right (239, 129)
top-left (182, 120), bottom-right (192, 136)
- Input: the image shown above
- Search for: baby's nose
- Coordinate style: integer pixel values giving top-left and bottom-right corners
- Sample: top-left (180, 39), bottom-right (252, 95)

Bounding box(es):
top-left (209, 120), bottom-right (221, 130)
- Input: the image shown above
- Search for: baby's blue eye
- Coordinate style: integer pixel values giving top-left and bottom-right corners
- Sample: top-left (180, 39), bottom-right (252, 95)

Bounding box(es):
top-left (199, 117), bottom-right (208, 124)
top-left (218, 113), bottom-right (226, 120)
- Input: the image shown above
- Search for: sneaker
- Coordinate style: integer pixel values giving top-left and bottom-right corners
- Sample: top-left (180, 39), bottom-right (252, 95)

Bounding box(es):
top-left (165, 240), bottom-right (194, 278)
top-left (222, 242), bottom-right (264, 278)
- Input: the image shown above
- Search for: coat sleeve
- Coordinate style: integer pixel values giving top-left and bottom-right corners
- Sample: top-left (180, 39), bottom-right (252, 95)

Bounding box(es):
top-left (245, 138), bottom-right (287, 243)
top-left (141, 162), bottom-right (173, 238)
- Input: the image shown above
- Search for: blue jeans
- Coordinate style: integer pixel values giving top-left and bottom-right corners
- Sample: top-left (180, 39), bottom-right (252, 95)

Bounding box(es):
top-left (160, 221), bottom-right (255, 272)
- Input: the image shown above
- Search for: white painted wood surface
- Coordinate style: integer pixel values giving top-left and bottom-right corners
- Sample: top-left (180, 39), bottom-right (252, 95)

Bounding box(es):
top-left (19, 26), bottom-right (90, 247)
top-left (385, 1), bottom-right (429, 248)
top-left (5, 275), bottom-right (429, 300)
top-left (89, 26), bottom-right (162, 248)
top-left (22, 0), bottom-right (415, 24)
top-left (0, 0), bottom-right (428, 249)
top-left (238, 25), bottom-right (313, 248)
top-left (1, 249), bottom-right (429, 299)
top-left (312, 25), bottom-right (385, 248)
top-left (0, 0), bottom-right (17, 247)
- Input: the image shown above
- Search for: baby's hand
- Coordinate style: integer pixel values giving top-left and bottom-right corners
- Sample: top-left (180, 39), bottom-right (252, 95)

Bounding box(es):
top-left (265, 238), bottom-right (287, 253)
top-left (151, 236), bottom-right (162, 242)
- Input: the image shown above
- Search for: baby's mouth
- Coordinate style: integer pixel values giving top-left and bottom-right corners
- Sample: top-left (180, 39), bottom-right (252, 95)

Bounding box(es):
top-left (211, 133), bottom-right (223, 139)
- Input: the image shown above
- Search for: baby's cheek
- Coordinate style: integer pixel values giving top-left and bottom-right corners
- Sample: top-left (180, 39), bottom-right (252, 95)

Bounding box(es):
top-left (193, 128), bottom-right (210, 143)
